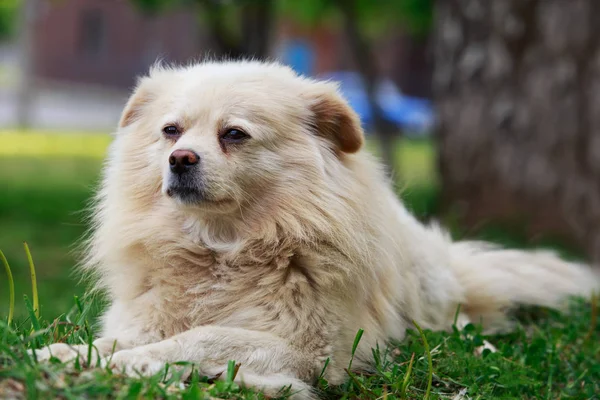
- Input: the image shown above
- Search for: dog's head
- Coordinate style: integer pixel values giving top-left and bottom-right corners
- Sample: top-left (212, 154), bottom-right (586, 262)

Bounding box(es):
top-left (114, 61), bottom-right (364, 219)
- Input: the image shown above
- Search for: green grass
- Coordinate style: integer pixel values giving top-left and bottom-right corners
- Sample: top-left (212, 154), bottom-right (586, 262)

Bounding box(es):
top-left (0, 132), bottom-right (106, 319)
top-left (1, 131), bottom-right (599, 399)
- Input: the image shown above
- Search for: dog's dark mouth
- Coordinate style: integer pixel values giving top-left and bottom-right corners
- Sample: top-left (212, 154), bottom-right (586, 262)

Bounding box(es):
top-left (166, 184), bottom-right (234, 207)
top-left (166, 184), bottom-right (206, 204)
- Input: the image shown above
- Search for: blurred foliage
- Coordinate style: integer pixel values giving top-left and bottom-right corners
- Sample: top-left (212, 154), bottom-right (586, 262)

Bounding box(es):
top-left (131, 0), bottom-right (433, 38)
top-left (130, 0), bottom-right (175, 15)
top-left (0, 0), bottom-right (19, 39)
top-left (278, 0), bottom-right (433, 38)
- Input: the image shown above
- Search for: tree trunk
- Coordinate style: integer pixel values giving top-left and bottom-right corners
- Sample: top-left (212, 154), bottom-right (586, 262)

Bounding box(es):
top-left (203, 0), bottom-right (273, 60)
top-left (434, 0), bottom-right (600, 260)
top-left (241, 1), bottom-right (273, 59)
top-left (336, 0), bottom-right (400, 176)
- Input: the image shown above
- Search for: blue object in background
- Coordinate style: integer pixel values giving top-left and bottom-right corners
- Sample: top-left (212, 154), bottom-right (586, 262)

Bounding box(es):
top-left (281, 39), bottom-right (315, 77)
top-left (318, 71), bottom-right (436, 136)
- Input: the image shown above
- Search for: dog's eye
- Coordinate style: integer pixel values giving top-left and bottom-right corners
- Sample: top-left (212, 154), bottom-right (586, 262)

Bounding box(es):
top-left (163, 125), bottom-right (181, 137)
top-left (220, 128), bottom-right (249, 142)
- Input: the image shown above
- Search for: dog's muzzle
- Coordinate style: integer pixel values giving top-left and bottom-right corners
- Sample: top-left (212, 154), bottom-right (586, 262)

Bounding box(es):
top-left (165, 149), bottom-right (205, 203)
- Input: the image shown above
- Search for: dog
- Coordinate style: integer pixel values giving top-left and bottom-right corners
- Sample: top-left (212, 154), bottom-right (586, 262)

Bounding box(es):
top-left (32, 60), bottom-right (599, 399)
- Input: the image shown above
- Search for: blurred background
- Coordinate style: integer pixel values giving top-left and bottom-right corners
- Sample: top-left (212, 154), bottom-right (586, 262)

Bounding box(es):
top-left (0, 0), bottom-right (596, 318)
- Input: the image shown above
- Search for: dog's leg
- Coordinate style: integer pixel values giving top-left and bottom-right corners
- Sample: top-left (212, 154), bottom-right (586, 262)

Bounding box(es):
top-left (30, 300), bottom-right (159, 364)
top-left (106, 325), bottom-right (318, 399)
top-left (29, 337), bottom-right (132, 365)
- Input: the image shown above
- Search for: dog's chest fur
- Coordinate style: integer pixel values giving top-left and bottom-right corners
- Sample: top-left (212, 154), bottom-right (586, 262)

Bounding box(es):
top-left (127, 240), bottom-right (335, 352)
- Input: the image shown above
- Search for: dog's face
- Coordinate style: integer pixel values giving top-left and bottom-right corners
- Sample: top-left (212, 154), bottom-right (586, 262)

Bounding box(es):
top-left (116, 62), bottom-right (364, 215)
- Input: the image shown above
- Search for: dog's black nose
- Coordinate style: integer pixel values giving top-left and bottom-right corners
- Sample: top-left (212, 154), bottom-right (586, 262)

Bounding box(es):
top-left (169, 149), bottom-right (199, 174)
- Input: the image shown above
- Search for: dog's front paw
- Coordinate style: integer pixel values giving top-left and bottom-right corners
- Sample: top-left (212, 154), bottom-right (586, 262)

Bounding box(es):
top-left (105, 349), bottom-right (168, 377)
top-left (29, 343), bottom-right (83, 364)
top-left (474, 339), bottom-right (498, 356)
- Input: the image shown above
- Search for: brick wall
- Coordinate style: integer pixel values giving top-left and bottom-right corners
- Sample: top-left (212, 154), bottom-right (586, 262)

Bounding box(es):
top-left (33, 0), bottom-right (202, 88)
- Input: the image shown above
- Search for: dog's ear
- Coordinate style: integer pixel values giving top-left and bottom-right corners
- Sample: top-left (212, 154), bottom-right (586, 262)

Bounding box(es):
top-left (303, 82), bottom-right (364, 154)
top-left (119, 78), bottom-right (153, 128)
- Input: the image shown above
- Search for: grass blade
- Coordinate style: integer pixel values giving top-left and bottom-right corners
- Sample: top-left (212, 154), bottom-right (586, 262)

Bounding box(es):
top-left (348, 328), bottom-right (364, 371)
top-left (413, 320), bottom-right (432, 400)
top-left (24, 295), bottom-right (41, 349)
top-left (23, 295), bottom-right (41, 332)
top-left (318, 357), bottom-right (330, 380)
top-left (0, 250), bottom-right (15, 325)
top-left (23, 242), bottom-right (39, 319)
top-left (85, 320), bottom-right (93, 367)
top-left (400, 353), bottom-right (415, 399)
top-left (453, 303), bottom-right (462, 327)
top-left (344, 328), bottom-right (365, 393)
top-left (226, 360), bottom-right (240, 383)
top-left (344, 368), bottom-right (375, 398)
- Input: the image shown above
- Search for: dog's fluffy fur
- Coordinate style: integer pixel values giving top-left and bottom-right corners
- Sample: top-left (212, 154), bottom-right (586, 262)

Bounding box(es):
top-left (34, 61), bottom-right (599, 399)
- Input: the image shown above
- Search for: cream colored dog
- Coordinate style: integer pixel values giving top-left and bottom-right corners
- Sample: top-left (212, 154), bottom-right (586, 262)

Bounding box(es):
top-left (32, 60), bottom-right (599, 399)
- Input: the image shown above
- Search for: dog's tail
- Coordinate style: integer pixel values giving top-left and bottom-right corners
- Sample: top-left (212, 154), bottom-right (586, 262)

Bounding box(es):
top-left (450, 240), bottom-right (600, 331)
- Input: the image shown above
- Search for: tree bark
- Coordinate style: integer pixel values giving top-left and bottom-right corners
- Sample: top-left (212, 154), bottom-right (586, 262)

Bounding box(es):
top-left (434, 0), bottom-right (600, 260)
top-left (336, 0), bottom-right (400, 176)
